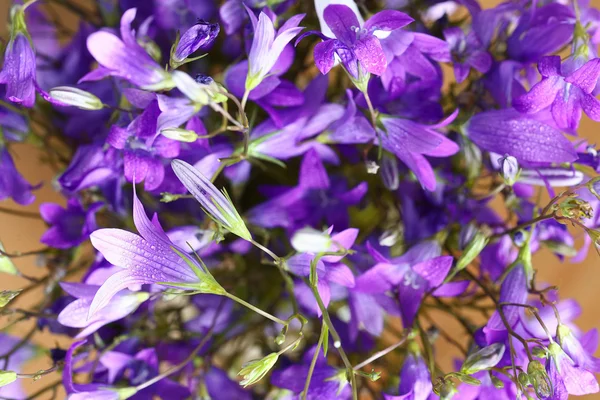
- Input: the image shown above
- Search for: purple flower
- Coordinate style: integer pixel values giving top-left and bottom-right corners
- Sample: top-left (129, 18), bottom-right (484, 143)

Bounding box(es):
top-left (84, 8), bottom-right (173, 90)
top-left (88, 187), bottom-right (203, 317)
top-left (355, 242), bottom-right (453, 327)
top-left (58, 144), bottom-right (120, 194)
top-left (57, 282), bottom-right (149, 338)
top-left (484, 264), bottom-right (528, 343)
top-left (40, 198), bottom-right (102, 249)
top-left (0, 32), bottom-right (36, 108)
top-left (0, 147), bottom-right (37, 205)
top-left (305, 4), bottom-right (413, 83)
top-left (546, 341), bottom-right (600, 398)
top-left (171, 159), bottom-right (252, 240)
top-left (385, 351), bottom-right (431, 400)
top-left (271, 348), bottom-right (350, 399)
top-left (444, 27), bottom-right (492, 83)
top-left (172, 20), bottom-right (220, 65)
top-left (379, 113), bottom-right (460, 191)
top-left (465, 108), bottom-right (578, 165)
top-left (514, 55), bottom-right (600, 131)
top-left (107, 100), bottom-right (180, 191)
top-left (245, 10), bottom-right (304, 91)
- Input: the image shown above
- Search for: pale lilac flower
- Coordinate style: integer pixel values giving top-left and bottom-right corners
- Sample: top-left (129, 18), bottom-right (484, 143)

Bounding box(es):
top-left (245, 10), bottom-right (304, 91)
top-left (58, 282), bottom-right (149, 338)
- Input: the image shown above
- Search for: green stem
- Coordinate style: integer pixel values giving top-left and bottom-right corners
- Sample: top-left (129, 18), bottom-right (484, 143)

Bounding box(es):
top-left (353, 334), bottom-right (408, 371)
top-left (249, 239), bottom-right (280, 263)
top-left (224, 292), bottom-right (288, 326)
top-left (302, 325), bottom-right (325, 400)
top-left (308, 283), bottom-right (358, 400)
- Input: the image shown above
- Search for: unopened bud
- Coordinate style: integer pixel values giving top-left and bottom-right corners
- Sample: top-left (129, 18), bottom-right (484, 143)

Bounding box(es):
top-left (490, 374), bottom-right (504, 388)
top-left (161, 128), bottom-right (199, 143)
top-left (456, 231), bottom-right (488, 271)
top-left (499, 154), bottom-right (519, 185)
top-left (461, 343), bottom-right (505, 374)
top-left (527, 360), bottom-right (552, 398)
top-left (238, 353), bottom-right (279, 387)
top-left (49, 87), bottom-right (103, 110)
top-left (0, 290), bottom-right (21, 308)
top-left (0, 371), bottom-right (17, 387)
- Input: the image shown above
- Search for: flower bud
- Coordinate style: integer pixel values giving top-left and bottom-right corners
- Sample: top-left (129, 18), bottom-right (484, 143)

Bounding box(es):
top-left (0, 242), bottom-right (18, 275)
top-left (455, 230), bottom-right (488, 271)
top-left (461, 343), bottom-right (505, 374)
top-left (490, 374), bottom-right (504, 388)
top-left (115, 387), bottom-right (138, 399)
top-left (0, 289), bottom-right (21, 308)
top-left (238, 353), bottom-right (279, 387)
top-left (527, 360), bottom-right (552, 398)
top-left (381, 154), bottom-right (399, 190)
top-left (171, 21), bottom-right (220, 66)
top-left (161, 128), bottom-right (199, 143)
top-left (48, 87), bottom-right (104, 110)
top-left (498, 154), bottom-right (519, 185)
top-left (291, 227), bottom-right (332, 253)
top-left (0, 370), bottom-right (17, 387)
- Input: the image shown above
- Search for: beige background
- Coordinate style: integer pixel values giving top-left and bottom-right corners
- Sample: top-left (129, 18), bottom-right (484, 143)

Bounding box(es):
top-left (0, 1), bottom-right (599, 399)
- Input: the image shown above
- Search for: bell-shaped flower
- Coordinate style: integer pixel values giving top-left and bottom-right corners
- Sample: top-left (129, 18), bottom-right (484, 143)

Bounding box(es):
top-left (245, 10), bottom-right (304, 91)
top-left (557, 323), bottom-right (600, 372)
top-left (385, 349), bottom-right (432, 400)
top-left (0, 32), bottom-right (36, 108)
top-left (444, 27), bottom-right (492, 83)
top-left (171, 159), bottom-right (252, 240)
top-left (84, 8), bottom-right (173, 91)
top-left (88, 186), bottom-right (211, 317)
top-left (57, 282), bottom-right (149, 338)
top-left (514, 55), bottom-right (600, 131)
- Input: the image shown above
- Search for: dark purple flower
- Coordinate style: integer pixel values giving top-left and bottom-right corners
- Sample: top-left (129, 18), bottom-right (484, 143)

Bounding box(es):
top-left (384, 351), bottom-right (431, 399)
top-left (0, 32), bottom-right (36, 108)
top-left (40, 198), bottom-right (102, 249)
top-left (172, 20), bottom-right (220, 65)
top-left (444, 27), bottom-right (492, 83)
top-left (58, 144), bottom-right (120, 194)
top-left (514, 55), bottom-right (600, 131)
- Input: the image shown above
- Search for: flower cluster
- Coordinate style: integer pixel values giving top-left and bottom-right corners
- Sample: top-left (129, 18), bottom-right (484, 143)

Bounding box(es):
top-left (1, 0), bottom-right (600, 399)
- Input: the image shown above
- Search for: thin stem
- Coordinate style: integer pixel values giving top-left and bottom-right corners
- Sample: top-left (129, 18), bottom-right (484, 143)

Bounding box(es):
top-left (210, 103), bottom-right (244, 130)
top-left (363, 91), bottom-right (377, 128)
top-left (224, 292), bottom-right (288, 326)
top-left (308, 283), bottom-right (358, 400)
top-left (490, 213), bottom-right (555, 240)
top-left (302, 326), bottom-right (325, 400)
top-left (0, 206), bottom-right (41, 219)
top-left (250, 239), bottom-right (280, 263)
top-left (0, 247), bottom-right (50, 258)
top-left (241, 90), bottom-right (250, 114)
top-left (17, 365), bottom-right (58, 379)
top-left (353, 334), bottom-right (409, 371)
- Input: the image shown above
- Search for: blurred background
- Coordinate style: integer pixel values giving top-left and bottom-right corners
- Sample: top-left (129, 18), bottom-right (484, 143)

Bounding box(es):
top-left (0, 1), bottom-right (599, 399)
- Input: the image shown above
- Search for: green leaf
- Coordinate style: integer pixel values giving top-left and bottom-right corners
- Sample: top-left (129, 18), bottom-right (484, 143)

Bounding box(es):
top-left (321, 324), bottom-right (329, 357)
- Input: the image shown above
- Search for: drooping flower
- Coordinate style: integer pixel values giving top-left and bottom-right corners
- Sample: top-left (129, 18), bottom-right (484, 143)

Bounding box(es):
top-left (384, 348), bottom-right (432, 400)
top-left (171, 159), bottom-right (252, 240)
top-left (83, 8), bottom-right (173, 90)
top-left (302, 4), bottom-right (413, 88)
top-left (57, 282), bottom-right (149, 338)
top-left (514, 55), bottom-right (600, 131)
top-left (245, 10), bottom-right (305, 91)
top-left (40, 198), bottom-right (102, 249)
